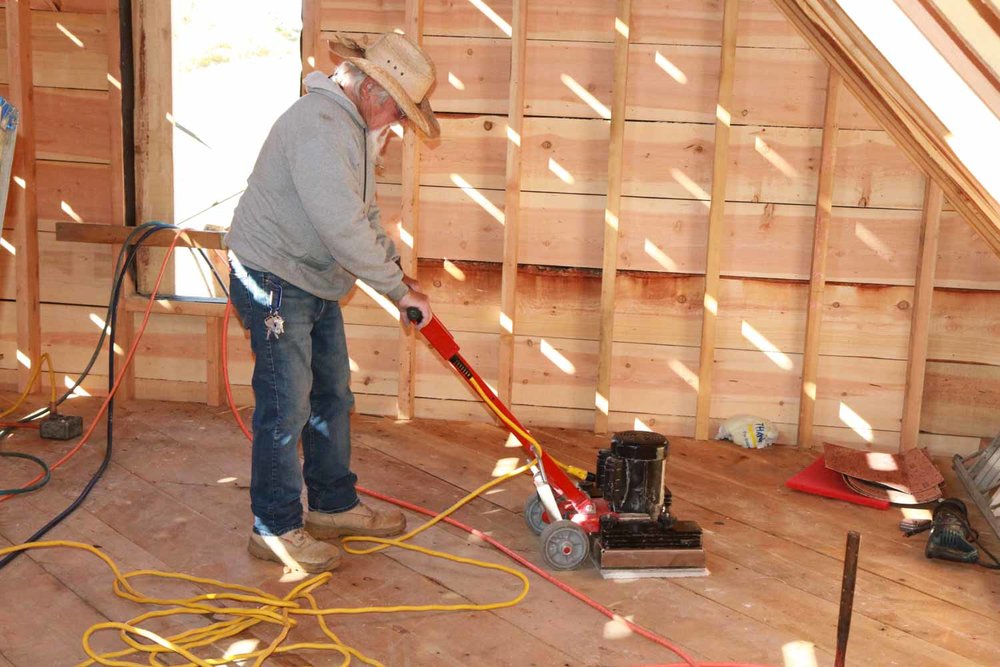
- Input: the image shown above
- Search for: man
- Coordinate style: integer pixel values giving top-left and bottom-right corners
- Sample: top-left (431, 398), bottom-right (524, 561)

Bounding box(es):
top-left (226, 33), bottom-right (437, 573)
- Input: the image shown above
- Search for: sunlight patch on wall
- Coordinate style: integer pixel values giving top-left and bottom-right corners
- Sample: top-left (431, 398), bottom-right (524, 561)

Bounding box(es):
top-left (506, 125), bottom-right (521, 146)
top-left (540, 339), bottom-right (575, 375)
top-left (450, 173), bottom-right (505, 224)
top-left (443, 259), bottom-right (467, 281)
top-left (669, 168), bottom-right (710, 207)
top-left (355, 279), bottom-right (400, 321)
top-left (654, 51), bottom-right (688, 84)
top-left (668, 359), bottom-right (699, 392)
top-left (839, 402), bottom-right (874, 443)
top-left (643, 238), bottom-right (678, 271)
top-left (741, 320), bottom-right (794, 371)
top-left (548, 158), bottom-right (575, 184)
top-left (560, 73), bottom-right (611, 119)
top-left (754, 136), bottom-right (798, 178)
top-left (467, 0), bottom-right (512, 37)
top-left (854, 222), bottom-right (895, 261)
top-left (396, 221), bottom-right (414, 248)
top-left (614, 18), bottom-right (630, 40)
top-left (56, 23), bottom-right (85, 48)
top-left (605, 209), bottom-right (619, 231)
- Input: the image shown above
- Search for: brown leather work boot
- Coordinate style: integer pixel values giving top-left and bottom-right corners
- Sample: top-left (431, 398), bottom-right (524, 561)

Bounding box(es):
top-left (305, 502), bottom-right (406, 539)
top-left (247, 528), bottom-right (342, 573)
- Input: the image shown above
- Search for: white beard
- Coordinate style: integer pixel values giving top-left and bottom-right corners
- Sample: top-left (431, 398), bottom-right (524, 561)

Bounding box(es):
top-left (367, 127), bottom-right (392, 169)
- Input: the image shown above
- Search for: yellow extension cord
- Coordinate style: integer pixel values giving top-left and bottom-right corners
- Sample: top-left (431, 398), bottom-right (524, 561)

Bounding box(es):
top-left (0, 352), bottom-right (58, 420)
top-left (0, 325), bottom-right (586, 665)
top-left (465, 374), bottom-right (590, 483)
top-left (0, 462), bottom-right (538, 666)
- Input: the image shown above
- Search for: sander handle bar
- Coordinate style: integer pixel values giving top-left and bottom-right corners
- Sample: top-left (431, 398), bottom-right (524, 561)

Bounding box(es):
top-left (406, 308), bottom-right (593, 516)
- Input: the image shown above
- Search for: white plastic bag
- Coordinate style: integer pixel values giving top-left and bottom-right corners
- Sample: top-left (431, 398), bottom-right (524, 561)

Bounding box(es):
top-left (716, 415), bottom-right (779, 449)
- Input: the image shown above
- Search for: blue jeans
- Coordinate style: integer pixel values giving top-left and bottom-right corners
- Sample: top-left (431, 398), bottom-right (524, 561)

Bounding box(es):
top-left (230, 264), bottom-right (359, 537)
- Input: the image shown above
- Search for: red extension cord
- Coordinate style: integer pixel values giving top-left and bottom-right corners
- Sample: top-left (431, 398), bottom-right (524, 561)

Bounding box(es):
top-left (0, 230), bottom-right (772, 666)
top-left (221, 298), bottom-right (772, 667)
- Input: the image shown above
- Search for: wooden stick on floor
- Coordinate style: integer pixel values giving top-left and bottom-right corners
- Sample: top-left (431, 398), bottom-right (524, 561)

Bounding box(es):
top-left (835, 530), bottom-right (862, 667)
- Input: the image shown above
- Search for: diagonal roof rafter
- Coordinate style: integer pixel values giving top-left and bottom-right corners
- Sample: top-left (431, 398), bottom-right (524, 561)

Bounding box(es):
top-left (771, 0), bottom-right (1000, 259)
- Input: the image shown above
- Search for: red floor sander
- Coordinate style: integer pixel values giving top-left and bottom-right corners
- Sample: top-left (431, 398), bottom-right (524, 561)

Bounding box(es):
top-left (407, 309), bottom-right (707, 577)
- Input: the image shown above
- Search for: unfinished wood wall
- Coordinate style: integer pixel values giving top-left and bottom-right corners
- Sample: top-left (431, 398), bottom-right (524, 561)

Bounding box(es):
top-left (307, 0), bottom-right (1000, 455)
top-left (0, 0), bottom-right (118, 392)
top-left (1, 0), bottom-right (997, 458)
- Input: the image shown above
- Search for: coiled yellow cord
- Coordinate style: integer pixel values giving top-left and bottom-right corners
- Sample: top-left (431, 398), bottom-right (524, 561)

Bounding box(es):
top-left (0, 463), bottom-right (536, 666)
top-left (0, 352), bottom-right (58, 419)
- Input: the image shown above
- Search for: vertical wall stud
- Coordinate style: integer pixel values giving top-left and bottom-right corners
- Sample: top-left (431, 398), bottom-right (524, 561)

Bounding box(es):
top-left (798, 68), bottom-right (842, 448)
top-left (133, 0), bottom-right (174, 294)
top-left (498, 0), bottom-right (528, 406)
top-left (301, 0), bottom-right (321, 77)
top-left (8, 0), bottom-right (41, 392)
top-left (108, 0), bottom-right (136, 400)
top-left (694, 0), bottom-right (739, 440)
top-left (206, 317), bottom-right (227, 406)
top-left (396, 0), bottom-right (424, 420)
top-left (900, 179), bottom-right (943, 450)
top-left (595, 0), bottom-right (632, 434)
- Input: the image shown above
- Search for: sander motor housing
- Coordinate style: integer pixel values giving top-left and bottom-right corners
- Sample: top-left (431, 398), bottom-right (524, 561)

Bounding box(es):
top-left (586, 431), bottom-right (705, 571)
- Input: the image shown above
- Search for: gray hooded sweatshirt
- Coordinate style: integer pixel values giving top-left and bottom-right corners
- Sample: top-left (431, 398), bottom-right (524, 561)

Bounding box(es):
top-left (225, 71), bottom-right (407, 303)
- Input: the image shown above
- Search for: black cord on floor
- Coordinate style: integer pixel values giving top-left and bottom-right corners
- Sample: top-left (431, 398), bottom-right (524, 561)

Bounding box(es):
top-left (0, 452), bottom-right (50, 495)
top-left (0, 222), bottom-right (176, 438)
top-left (0, 224), bottom-right (168, 571)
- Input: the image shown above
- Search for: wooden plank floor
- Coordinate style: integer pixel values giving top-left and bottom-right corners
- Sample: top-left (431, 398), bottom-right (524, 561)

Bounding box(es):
top-left (0, 395), bottom-right (997, 666)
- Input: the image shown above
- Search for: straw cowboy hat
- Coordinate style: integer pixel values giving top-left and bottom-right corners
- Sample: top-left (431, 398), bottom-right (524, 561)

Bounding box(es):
top-left (328, 33), bottom-right (440, 139)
